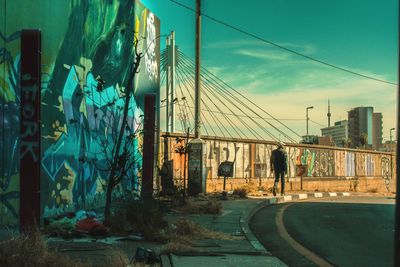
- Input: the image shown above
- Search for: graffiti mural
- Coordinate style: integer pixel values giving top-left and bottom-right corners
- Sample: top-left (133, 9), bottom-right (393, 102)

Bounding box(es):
top-left (161, 136), bottom-right (394, 187)
top-left (0, 31), bottom-right (21, 224)
top-left (40, 0), bottom-right (160, 216)
top-left (0, 0), bottom-right (160, 225)
top-left (381, 156), bottom-right (391, 192)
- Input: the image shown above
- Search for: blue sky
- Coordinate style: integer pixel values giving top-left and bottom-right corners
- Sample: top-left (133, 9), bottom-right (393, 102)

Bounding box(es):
top-left (143, 0), bottom-right (397, 141)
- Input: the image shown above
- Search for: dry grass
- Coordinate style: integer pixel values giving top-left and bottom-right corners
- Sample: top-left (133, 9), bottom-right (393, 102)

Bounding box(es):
top-left (174, 199), bottom-right (222, 215)
top-left (232, 187), bottom-right (248, 198)
top-left (0, 231), bottom-right (88, 267)
top-left (109, 200), bottom-right (168, 242)
top-left (105, 249), bottom-right (130, 266)
top-left (162, 217), bottom-right (242, 254)
top-left (162, 240), bottom-right (196, 254)
top-left (366, 188), bottom-right (378, 193)
top-left (171, 217), bottom-right (240, 240)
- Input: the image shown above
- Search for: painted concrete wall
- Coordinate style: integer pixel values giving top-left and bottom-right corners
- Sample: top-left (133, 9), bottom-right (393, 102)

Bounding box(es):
top-left (0, 0), bottom-right (160, 226)
top-left (160, 133), bottom-right (395, 193)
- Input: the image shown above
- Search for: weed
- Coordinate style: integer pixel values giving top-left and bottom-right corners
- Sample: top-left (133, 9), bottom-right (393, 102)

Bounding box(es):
top-left (232, 188), bottom-right (248, 198)
top-left (110, 199), bottom-right (168, 242)
top-left (0, 231), bottom-right (88, 267)
top-left (174, 199), bottom-right (222, 215)
top-left (367, 188), bottom-right (378, 193)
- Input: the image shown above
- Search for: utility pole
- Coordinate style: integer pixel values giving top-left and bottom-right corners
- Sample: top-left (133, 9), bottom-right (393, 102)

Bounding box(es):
top-left (194, 0), bottom-right (201, 138)
top-left (187, 0), bottom-right (206, 196)
top-left (390, 128), bottom-right (395, 149)
top-left (327, 99), bottom-right (331, 127)
top-left (306, 106), bottom-right (313, 141)
top-left (165, 35), bottom-right (170, 132)
top-left (165, 31), bottom-right (176, 133)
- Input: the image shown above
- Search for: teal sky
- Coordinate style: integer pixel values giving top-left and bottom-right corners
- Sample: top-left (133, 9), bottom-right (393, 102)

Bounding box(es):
top-left (143, 0), bottom-right (398, 140)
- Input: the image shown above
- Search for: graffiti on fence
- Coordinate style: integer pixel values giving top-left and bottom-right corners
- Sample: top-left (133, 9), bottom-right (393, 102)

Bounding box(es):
top-left (381, 156), bottom-right (391, 192)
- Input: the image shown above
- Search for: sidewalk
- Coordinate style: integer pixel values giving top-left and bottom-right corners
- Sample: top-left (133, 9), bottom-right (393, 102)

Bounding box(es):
top-left (162, 191), bottom-right (351, 267)
top-left (1, 191), bottom-right (351, 266)
top-left (163, 198), bottom-right (287, 267)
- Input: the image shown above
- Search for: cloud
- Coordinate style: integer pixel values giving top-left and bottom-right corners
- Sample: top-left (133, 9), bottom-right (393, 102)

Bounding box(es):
top-left (203, 46), bottom-right (397, 139)
top-left (165, 42), bottom-right (397, 143)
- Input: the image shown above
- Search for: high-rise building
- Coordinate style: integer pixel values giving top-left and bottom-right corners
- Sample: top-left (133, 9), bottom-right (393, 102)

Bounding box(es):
top-left (372, 113), bottom-right (383, 149)
top-left (348, 107), bottom-right (374, 148)
top-left (321, 120), bottom-right (348, 147)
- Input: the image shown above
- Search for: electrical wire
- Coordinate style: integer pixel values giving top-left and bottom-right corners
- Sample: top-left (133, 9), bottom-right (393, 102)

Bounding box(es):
top-left (169, 0), bottom-right (397, 86)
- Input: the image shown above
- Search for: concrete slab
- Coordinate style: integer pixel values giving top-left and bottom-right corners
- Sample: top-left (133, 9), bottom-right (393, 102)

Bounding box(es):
top-left (170, 254), bottom-right (287, 267)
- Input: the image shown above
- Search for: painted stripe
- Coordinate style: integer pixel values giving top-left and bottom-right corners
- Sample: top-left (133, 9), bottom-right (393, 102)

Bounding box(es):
top-left (342, 192), bottom-right (350, 196)
top-left (314, 193), bottom-right (323, 198)
top-left (283, 195), bottom-right (292, 201)
top-left (276, 204), bottom-right (334, 267)
top-left (299, 193), bottom-right (308, 199)
top-left (329, 192), bottom-right (337, 197)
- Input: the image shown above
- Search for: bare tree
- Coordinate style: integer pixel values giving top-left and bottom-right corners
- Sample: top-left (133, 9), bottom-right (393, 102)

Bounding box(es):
top-left (359, 133), bottom-right (368, 149)
top-left (101, 37), bottom-right (144, 224)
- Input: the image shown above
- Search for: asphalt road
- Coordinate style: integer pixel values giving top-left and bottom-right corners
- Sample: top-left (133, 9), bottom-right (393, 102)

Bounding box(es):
top-left (250, 196), bottom-right (395, 267)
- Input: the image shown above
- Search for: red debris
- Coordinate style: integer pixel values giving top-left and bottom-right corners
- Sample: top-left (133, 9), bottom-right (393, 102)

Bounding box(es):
top-left (75, 217), bottom-right (108, 235)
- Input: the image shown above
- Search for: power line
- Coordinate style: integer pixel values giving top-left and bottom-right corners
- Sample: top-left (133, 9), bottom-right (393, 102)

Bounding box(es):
top-left (309, 119), bottom-right (327, 128)
top-left (169, 0), bottom-right (397, 86)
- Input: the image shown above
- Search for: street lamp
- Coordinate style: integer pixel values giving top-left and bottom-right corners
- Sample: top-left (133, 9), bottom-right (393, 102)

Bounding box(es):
top-left (306, 106), bottom-right (314, 139)
top-left (390, 128), bottom-right (395, 151)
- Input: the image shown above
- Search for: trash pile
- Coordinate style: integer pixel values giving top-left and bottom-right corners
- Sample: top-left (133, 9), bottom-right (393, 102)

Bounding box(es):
top-left (44, 210), bottom-right (108, 237)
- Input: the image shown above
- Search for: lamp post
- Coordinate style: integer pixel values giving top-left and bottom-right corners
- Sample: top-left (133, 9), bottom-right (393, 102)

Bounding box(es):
top-left (390, 128), bottom-right (395, 152)
top-left (306, 106), bottom-right (314, 141)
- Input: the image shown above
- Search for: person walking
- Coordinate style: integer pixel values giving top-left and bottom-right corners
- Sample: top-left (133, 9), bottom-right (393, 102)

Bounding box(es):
top-left (270, 142), bottom-right (288, 196)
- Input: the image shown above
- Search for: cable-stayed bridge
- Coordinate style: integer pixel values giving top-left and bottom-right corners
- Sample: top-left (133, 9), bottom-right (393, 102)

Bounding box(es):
top-left (160, 47), bottom-right (302, 144)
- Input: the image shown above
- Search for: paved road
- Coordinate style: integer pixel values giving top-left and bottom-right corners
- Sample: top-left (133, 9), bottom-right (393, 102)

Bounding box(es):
top-left (250, 196), bottom-right (395, 267)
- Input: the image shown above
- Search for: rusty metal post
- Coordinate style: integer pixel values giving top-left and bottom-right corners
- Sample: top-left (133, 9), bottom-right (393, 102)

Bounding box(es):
top-left (20, 29), bottom-right (41, 231)
top-left (142, 94), bottom-right (156, 199)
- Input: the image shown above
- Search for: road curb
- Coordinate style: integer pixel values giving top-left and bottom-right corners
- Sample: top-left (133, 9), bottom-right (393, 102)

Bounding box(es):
top-left (239, 192), bottom-right (351, 253)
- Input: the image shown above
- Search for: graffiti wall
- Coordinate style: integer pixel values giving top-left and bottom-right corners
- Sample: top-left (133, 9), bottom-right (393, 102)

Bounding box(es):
top-left (161, 134), bottom-right (394, 190)
top-left (0, 0), bottom-right (160, 225)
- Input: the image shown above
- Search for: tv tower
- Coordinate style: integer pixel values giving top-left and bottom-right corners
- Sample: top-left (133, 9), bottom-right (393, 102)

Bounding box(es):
top-left (327, 99), bottom-right (331, 127)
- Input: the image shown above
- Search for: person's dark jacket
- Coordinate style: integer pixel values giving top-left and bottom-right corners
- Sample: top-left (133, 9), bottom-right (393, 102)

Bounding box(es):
top-left (270, 147), bottom-right (287, 173)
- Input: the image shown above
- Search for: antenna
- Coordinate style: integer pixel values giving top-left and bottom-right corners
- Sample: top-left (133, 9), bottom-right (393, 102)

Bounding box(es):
top-left (327, 99), bottom-right (331, 127)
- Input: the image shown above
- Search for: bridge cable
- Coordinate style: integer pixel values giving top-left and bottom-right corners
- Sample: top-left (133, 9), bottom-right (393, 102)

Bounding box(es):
top-left (175, 68), bottom-right (214, 137)
top-left (176, 66), bottom-right (227, 138)
top-left (179, 51), bottom-right (295, 143)
top-left (178, 55), bottom-right (264, 140)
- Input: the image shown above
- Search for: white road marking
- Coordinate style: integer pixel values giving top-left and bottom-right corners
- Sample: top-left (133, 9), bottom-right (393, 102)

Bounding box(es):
top-left (329, 192), bottom-right (337, 197)
top-left (276, 204), bottom-right (334, 267)
top-left (283, 195), bottom-right (292, 201)
top-left (299, 194), bottom-right (308, 199)
top-left (314, 193), bottom-right (323, 198)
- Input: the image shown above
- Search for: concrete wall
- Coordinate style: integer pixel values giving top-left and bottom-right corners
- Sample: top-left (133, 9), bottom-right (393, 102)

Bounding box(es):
top-left (160, 133), bottom-right (396, 194)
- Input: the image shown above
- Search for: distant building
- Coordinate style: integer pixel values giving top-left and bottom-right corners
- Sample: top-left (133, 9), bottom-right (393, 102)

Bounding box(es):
top-left (321, 120), bottom-right (348, 147)
top-left (301, 135), bottom-right (319, 145)
top-left (318, 135), bottom-right (334, 146)
top-left (380, 140), bottom-right (396, 152)
top-left (348, 107), bottom-right (383, 149)
top-left (372, 113), bottom-right (383, 149)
